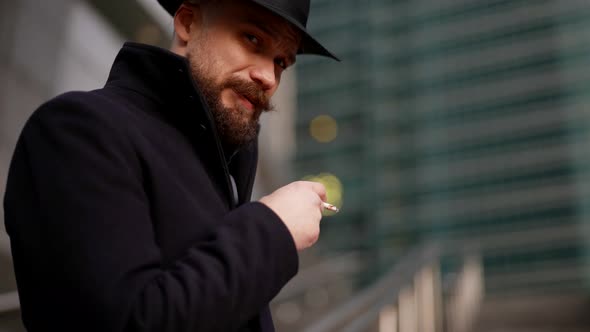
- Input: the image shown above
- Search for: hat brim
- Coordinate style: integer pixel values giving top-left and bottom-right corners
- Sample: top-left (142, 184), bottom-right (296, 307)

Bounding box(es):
top-left (250, 0), bottom-right (340, 61)
top-left (299, 34), bottom-right (341, 61)
top-left (158, 0), bottom-right (340, 61)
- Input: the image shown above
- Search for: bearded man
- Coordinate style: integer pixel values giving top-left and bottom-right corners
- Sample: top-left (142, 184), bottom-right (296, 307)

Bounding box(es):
top-left (3, 0), bottom-right (339, 331)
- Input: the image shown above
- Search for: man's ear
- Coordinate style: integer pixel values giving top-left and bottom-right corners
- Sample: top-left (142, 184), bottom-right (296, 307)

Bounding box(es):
top-left (173, 3), bottom-right (201, 45)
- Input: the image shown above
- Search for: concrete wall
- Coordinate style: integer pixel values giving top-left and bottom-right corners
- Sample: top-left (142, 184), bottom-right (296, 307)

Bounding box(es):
top-left (0, 1), bottom-right (123, 329)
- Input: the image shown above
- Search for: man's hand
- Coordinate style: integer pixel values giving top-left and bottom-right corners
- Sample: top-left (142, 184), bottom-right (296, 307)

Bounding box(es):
top-left (259, 181), bottom-right (327, 251)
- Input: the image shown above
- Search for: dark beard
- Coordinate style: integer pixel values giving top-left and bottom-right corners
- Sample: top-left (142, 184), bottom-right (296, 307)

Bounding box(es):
top-left (191, 71), bottom-right (275, 149)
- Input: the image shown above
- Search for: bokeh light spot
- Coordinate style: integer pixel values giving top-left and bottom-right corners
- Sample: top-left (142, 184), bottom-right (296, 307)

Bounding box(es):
top-left (309, 115), bottom-right (338, 143)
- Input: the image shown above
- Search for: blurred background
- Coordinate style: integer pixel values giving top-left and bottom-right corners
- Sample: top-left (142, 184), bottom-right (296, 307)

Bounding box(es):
top-left (2, 0), bottom-right (590, 331)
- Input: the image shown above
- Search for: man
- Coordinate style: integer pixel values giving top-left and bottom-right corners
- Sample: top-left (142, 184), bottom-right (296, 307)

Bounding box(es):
top-left (3, 0), bottom-right (339, 331)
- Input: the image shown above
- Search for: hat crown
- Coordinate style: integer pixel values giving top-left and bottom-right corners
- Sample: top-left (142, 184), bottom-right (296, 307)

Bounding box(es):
top-left (157, 0), bottom-right (310, 25)
top-left (255, 0), bottom-right (310, 27)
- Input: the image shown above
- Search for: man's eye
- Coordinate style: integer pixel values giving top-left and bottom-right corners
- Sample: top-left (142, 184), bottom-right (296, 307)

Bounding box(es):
top-left (275, 58), bottom-right (287, 69)
top-left (246, 34), bottom-right (259, 45)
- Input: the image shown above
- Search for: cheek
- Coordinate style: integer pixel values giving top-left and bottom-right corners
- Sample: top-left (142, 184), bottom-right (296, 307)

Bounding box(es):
top-left (220, 37), bottom-right (261, 72)
top-left (192, 30), bottom-right (254, 81)
top-left (211, 48), bottom-right (246, 82)
top-left (219, 89), bottom-right (234, 107)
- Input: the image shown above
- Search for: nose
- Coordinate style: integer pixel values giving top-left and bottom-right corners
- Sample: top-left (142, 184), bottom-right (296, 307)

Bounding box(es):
top-left (249, 59), bottom-right (278, 92)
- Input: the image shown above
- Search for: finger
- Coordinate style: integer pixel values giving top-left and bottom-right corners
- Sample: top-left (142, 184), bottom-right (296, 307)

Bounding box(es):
top-left (307, 181), bottom-right (327, 202)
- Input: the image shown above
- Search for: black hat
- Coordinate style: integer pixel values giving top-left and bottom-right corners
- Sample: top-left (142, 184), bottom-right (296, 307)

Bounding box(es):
top-left (157, 0), bottom-right (340, 61)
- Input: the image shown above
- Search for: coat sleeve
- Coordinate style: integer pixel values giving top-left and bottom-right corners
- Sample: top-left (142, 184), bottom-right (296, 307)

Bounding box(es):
top-left (3, 92), bottom-right (299, 332)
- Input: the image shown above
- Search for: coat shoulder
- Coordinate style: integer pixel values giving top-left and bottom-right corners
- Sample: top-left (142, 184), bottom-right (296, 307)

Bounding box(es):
top-left (29, 89), bottom-right (130, 128)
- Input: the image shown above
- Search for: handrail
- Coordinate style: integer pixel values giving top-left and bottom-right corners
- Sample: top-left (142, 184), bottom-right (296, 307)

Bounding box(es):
top-left (304, 224), bottom-right (581, 332)
top-left (303, 243), bottom-right (441, 332)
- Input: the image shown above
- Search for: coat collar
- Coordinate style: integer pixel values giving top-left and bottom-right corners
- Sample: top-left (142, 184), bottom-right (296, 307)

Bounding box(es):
top-left (104, 42), bottom-right (259, 207)
top-left (105, 42), bottom-right (203, 119)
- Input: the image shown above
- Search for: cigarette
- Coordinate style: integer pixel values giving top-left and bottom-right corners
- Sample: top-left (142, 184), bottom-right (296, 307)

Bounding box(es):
top-left (322, 202), bottom-right (339, 213)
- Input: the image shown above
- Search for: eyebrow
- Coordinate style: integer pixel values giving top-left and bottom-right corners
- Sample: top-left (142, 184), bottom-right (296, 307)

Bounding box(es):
top-left (245, 19), bottom-right (277, 40)
top-left (244, 19), bottom-right (298, 65)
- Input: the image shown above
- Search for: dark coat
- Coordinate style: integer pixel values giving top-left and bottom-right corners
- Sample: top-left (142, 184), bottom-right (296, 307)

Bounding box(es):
top-left (3, 42), bottom-right (298, 332)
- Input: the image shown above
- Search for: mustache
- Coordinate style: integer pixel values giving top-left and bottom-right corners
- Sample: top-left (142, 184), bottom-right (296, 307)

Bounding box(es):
top-left (222, 77), bottom-right (275, 113)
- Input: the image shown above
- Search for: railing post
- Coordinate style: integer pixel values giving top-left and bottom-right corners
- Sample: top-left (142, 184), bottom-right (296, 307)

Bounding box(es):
top-left (399, 286), bottom-right (417, 332)
top-left (379, 305), bottom-right (398, 332)
top-left (446, 256), bottom-right (484, 332)
top-left (415, 264), bottom-right (443, 332)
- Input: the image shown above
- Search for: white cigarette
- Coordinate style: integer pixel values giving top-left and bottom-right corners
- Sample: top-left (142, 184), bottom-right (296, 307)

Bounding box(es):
top-left (322, 202), bottom-right (339, 213)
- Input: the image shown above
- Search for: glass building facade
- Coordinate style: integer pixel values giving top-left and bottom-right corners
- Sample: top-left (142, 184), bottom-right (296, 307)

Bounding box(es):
top-left (295, 0), bottom-right (590, 292)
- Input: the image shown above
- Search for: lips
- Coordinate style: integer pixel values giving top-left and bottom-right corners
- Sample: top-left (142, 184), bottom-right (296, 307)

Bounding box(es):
top-left (236, 92), bottom-right (255, 111)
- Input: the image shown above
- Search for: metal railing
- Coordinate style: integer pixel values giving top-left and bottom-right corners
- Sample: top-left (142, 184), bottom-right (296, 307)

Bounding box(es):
top-left (304, 223), bottom-right (581, 332)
